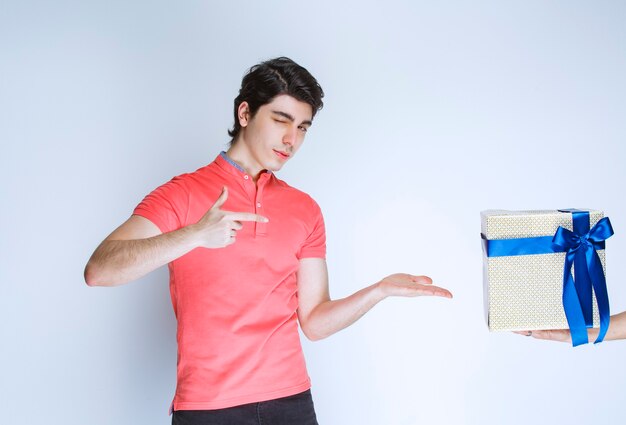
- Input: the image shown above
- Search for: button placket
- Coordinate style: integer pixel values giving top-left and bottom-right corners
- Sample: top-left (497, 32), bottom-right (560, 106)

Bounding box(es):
top-left (255, 175), bottom-right (269, 236)
top-left (235, 174), bottom-right (257, 238)
top-left (240, 174), bottom-right (256, 203)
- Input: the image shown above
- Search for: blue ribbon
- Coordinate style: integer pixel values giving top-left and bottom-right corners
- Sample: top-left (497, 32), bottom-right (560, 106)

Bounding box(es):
top-left (552, 213), bottom-right (613, 345)
top-left (483, 211), bottom-right (614, 346)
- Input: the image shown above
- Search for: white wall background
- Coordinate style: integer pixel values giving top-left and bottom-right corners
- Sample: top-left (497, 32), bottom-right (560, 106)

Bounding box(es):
top-left (1, 1), bottom-right (625, 424)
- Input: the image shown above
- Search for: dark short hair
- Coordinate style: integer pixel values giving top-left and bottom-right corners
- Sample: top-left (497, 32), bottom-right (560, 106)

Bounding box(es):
top-left (228, 57), bottom-right (324, 144)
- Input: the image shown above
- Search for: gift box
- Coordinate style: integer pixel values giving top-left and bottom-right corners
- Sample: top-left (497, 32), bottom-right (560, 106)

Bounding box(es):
top-left (480, 209), bottom-right (614, 346)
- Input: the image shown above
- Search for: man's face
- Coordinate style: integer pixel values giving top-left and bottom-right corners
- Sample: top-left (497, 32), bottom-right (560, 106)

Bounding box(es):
top-left (238, 94), bottom-right (313, 173)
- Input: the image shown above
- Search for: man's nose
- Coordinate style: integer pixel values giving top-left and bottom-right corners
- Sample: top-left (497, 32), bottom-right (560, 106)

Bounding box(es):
top-left (283, 127), bottom-right (297, 145)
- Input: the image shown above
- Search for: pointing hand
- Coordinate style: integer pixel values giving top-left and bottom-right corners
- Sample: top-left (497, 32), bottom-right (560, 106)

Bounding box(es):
top-left (192, 186), bottom-right (268, 248)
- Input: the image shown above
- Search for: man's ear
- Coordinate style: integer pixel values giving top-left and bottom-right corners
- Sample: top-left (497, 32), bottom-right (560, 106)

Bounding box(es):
top-left (238, 101), bottom-right (250, 127)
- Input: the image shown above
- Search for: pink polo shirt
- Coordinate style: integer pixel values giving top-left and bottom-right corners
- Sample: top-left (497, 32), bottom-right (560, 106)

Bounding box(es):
top-left (133, 153), bottom-right (326, 411)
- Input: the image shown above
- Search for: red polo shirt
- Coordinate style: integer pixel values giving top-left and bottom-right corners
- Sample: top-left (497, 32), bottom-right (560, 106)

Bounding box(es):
top-left (133, 153), bottom-right (326, 411)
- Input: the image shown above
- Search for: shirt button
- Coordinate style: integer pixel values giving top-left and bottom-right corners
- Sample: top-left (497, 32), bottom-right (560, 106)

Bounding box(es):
top-left (244, 175), bottom-right (249, 180)
top-left (256, 203), bottom-right (261, 208)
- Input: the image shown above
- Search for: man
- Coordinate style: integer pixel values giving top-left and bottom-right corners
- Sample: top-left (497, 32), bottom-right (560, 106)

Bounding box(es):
top-left (85, 57), bottom-right (453, 424)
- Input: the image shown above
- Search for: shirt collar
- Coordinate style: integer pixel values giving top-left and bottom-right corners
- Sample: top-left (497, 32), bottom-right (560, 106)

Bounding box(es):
top-left (217, 151), bottom-right (273, 178)
top-left (219, 151), bottom-right (246, 173)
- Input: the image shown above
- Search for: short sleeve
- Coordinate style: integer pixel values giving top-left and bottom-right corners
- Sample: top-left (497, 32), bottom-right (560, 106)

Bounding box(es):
top-left (297, 199), bottom-right (326, 259)
top-left (133, 175), bottom-right (190, 233)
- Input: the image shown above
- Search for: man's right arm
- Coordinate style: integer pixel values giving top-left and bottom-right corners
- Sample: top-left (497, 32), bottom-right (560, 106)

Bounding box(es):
top-left (85, 215), bottom-right (199, 286)
top-left (84, 186), bottom-right (267, 287)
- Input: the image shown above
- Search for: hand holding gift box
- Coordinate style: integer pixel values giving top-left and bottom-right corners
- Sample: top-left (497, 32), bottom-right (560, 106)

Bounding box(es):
top-left (514, 310), bottom-right (626, 343)
top-left (481, 209), bottom-right (614, 347)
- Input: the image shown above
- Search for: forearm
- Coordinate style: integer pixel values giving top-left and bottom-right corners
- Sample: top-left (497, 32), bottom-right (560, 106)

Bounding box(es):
top-left (302, 282), bottom-right (387, 341)
top-left (85, 225), bottom-right (200, 287)
top-left (588, 311), bottom-right (626, 341)
top-left (297, 259), bottom-right (451, 341)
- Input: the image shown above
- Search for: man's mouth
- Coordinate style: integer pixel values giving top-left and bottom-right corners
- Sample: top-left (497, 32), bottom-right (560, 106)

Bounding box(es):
top-left (273, 149), bottom-right (290, 159)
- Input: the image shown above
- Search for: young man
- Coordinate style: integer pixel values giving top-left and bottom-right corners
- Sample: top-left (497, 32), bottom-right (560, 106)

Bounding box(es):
top-left (85, 57), bottom-right (452, 425)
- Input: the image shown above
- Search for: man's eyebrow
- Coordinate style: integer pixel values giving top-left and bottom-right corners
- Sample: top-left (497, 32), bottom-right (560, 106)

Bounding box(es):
top-left (271, 110), bottom-right (312, 126)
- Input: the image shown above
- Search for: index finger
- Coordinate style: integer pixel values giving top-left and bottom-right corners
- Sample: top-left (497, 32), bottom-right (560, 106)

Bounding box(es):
top-left (224, 211), bottom-right (269, 223)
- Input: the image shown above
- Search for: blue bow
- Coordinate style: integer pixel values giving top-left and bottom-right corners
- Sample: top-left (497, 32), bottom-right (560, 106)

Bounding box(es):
top-left (552, 214), bottom-right (614, 346)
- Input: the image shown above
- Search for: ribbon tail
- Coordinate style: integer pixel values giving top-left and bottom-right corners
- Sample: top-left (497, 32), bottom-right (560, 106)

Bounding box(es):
top-left (573, 249), bottom-right (594, 326)
top-left (562, 253), bottom-right (589, 346)
top-left (587, 248), bottom-right (611, 343)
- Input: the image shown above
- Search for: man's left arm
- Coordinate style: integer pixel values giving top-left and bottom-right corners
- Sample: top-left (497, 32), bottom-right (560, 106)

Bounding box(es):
top-left (296, 258), bottom-right (453, 341)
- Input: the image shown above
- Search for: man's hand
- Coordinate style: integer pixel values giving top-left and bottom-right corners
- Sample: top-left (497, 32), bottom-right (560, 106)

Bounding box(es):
top-left (377, 274), bottom-right (453, 299)
top-left (296, 260), bottom-right (454, 341)
top-left (191, 186), bottom-right (268, 248)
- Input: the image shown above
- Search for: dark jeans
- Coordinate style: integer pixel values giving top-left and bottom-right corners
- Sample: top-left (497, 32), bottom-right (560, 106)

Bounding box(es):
top-left (171, 389), bottom-right (319, 425)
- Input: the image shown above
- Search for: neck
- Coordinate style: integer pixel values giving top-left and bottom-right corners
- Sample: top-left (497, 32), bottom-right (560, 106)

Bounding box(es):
top-left (225, 141), bottom-right (264, 182)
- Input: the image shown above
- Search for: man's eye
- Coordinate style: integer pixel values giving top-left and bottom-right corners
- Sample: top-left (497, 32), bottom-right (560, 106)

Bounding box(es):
top-left (298, 126), bottom-right (308, 133)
